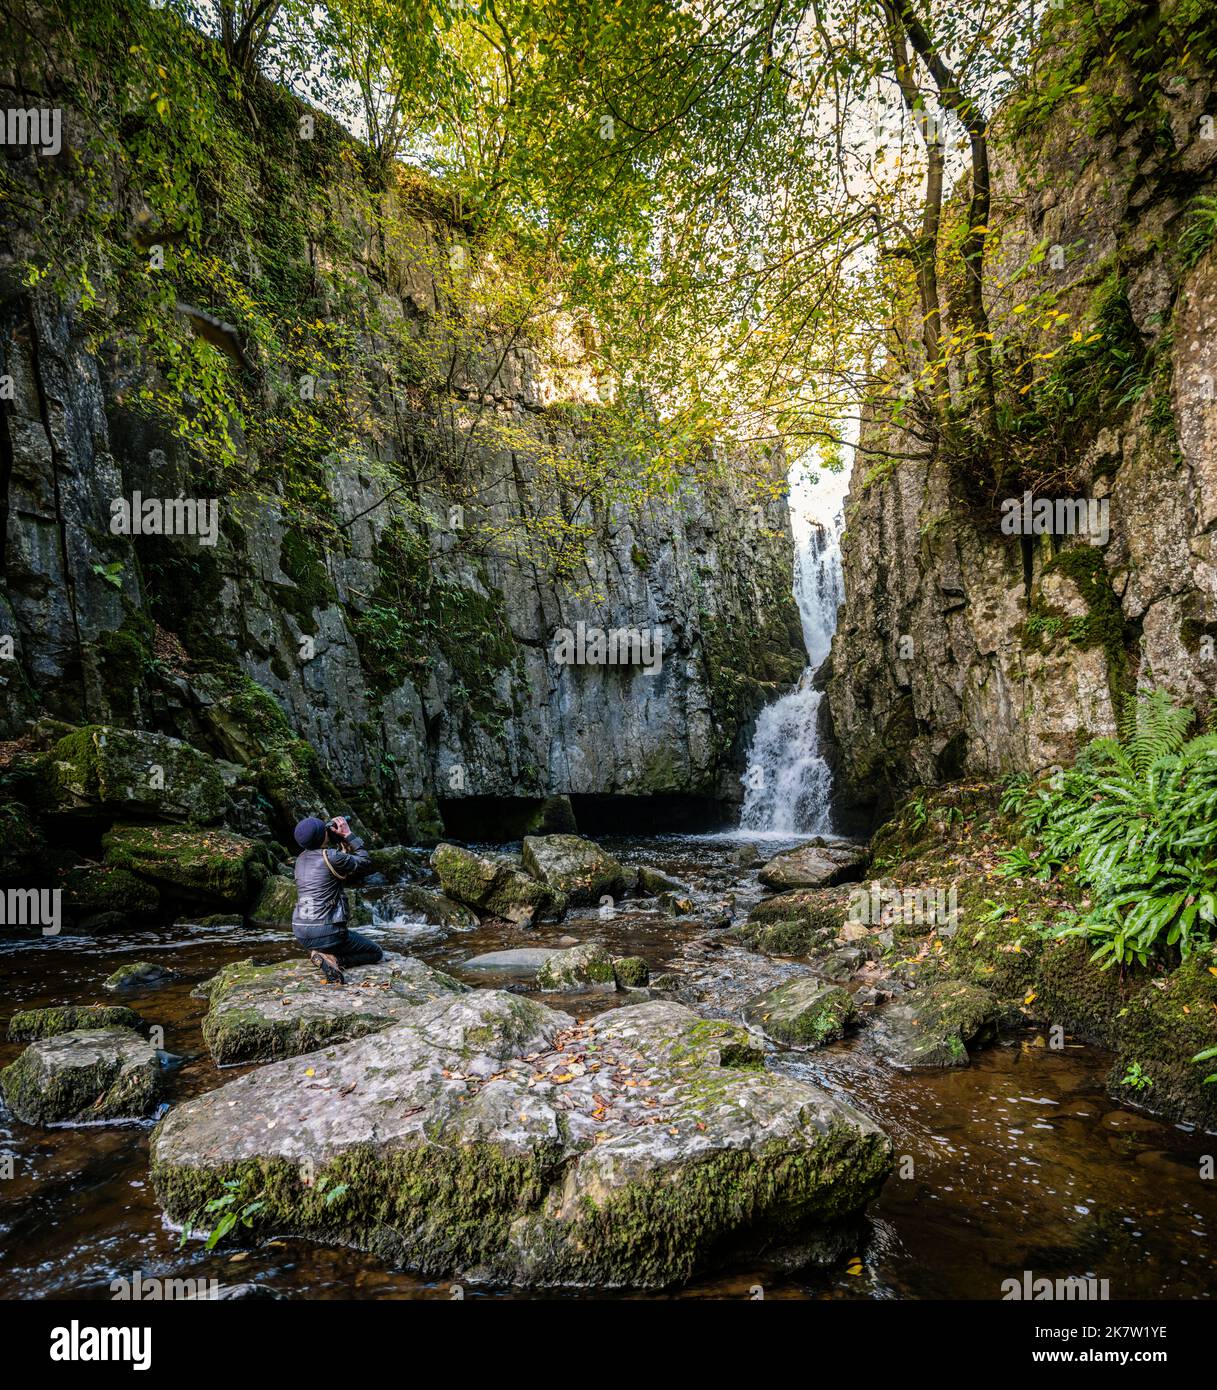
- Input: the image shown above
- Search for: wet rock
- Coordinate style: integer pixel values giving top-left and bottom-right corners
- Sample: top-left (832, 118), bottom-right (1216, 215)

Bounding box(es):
top-left (7, 1004), bottom-right (147, 1042)
top-left (463, 948), bottom-right (557, 975)
top-left (757, 842), bottom-right (869, 890)
top-left (1, 1027), bottom-right (178, 1124)
top-left (728, 917), bottom-right (837, 957)
top-left (637, 865), bottom-right (687, 895)
top-left (813, 946), bottom-right (867, 982)
top-left (367, 884), bottom-right (477, 932)
top-left (870, 980), bottom-right (1001, 1068)
top-left (612, 956), bottom-right (650, 988)
top-left (104, 961), bottom-right (182, 993)
top-left (249, 873), bottom-right (297, 926)
top-left (47, 725), bottom-right (227, 824)
top-left (659, 891), bottom-right (696, 916)
top-left (173, 913), bottom-right (243, 929)
top-left (732, 843), bottom-right (761, 868)
top-left (150, 994), bottom-right (892, 1287)
top-left (365, 845), bottom-right (428, 879)
top-left (102, 824), bottom-right (274, 907)
top-left (200, 954), bottom-right (468, 1065)
top-left (747, 891), bottom-right (847, 930)
top-left (744, 978), bottom-right (857, 1048)
top-left (431, 842), bottom-right (557, 919)
top-left (521, 834), bottom-right (628, 907)
top-left (536, 942), bottom-right (617, 992)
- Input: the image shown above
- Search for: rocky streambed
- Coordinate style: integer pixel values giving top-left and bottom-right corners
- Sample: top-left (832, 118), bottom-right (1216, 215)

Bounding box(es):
top-left (1, 828), bottom-right (1214, 1299)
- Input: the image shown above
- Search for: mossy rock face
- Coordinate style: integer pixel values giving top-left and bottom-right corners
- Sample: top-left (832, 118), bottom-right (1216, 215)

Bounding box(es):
top-left (46, 726), bottom-right (226, 824)
top-left (151, 994), bottom-right (892, 1287)
top-left (521, 835), bottom-right (628, 907)
top-left (104, 961), bottom-right (182, 993)
top-left (1104, 957), bottom-right (1217, 1129)
top-left (7, 1004), bottom-right (146, 1042)
top-left (1033, 937), bottom-right (1136, 1045)
top-left (744, 978), bottom-right (856, 1048)
top-left (102, 824), bottom-right (273, 907)
top-left (201, 954), bottom-right (468, 1065)
top-left (1, 1027), bottom-right (172, 1124)
top-left (0, 799), bottom-right (43, 881)
top-left (870, 980), bottom-right (1001, 1068)
top-left (59, 864), bottom-right (160, 918)
top-left (941, 905), bottom-right (1043, 1000)
top-left (430, 842), bottom-right (555, 921)
top-left (536, 943), bottom-right (617, 993)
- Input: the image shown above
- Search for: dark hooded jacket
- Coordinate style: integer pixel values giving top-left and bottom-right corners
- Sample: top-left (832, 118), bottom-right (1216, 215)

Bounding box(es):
top-left (291, 834), bottom-right (371, 946)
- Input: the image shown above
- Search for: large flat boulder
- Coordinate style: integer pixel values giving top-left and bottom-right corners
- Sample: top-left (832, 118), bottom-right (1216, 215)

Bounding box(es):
top-left (757, 842), bottom-right (869, 890)
top-left (1, 1027), bottom-right (176, 1124)
top-left (151, 993), bottom-right (891, 1288)
top-left (200, 954), bottom-right (468, 1064)
top-left (521, 834), bottom-right (629, 907)
top-left (102, 824), bottom-right (274, 907)
top-left (744, 978), bottom-right (857, 1048)
top-left (870, 981), bottom-right (1001, 1068)
top-left (431, 842), bottom-right (555, 921)
top-left (48, 725), bottom-right (226, 823)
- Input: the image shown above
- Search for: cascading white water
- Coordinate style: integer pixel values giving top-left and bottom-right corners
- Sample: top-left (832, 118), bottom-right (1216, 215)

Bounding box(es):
top-left (740, 460), bottom-right (849, 836)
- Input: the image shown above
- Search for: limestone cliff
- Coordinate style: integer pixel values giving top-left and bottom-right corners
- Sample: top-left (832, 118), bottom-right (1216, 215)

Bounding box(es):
top-left (826, 23), bottom-right (1217, 821)
top-left (0, 11), bottom-right (804, 841)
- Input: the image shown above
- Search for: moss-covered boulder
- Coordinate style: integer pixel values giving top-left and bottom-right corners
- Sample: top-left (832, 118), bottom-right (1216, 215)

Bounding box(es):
top-left (58, 863), bottom-right (161, 918)
top-left (7, 1004), bottom-right (146, 1042)
top-left (151, 994), bottom-right (892, 1287)
top-left (536, 942), bottom-right (617, 992)
top-left (249, 873), bottom-right (297, 926)
top-left (430, 842), bottom-right (556, 921)
top-left (871, 981), bottom-right (1001, 1068)
top-left (744, 977), bottom-right (856, 1047)
top-left (104, 961), bottom-right (182, 993)
top-left (102, 824), bottom-right (273, 907)
top-left (612, 956), bottom-right (650, 988)
top-left (200, 954), bottom-right (468, 1064)
top-left (365, 845), bottom-right (428, 879)
top-left (521, 834), bottom-right (628, 907)
top-left (47, 726), bottom-right (226, 824)
top-left (757, 842), bottom-right (869, 890)
top-left (747, 891), bottom-right (847, 932)
top-left (1, 1027), bottom-right (175, 1124)
top-left (729, 914), bottom-right (840, 957)
top-left (636, 865), bottom-right (687, 895)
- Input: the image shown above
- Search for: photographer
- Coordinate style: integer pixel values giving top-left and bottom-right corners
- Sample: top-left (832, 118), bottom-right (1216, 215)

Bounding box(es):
top-left (291, 814), bottom-right (383, 984)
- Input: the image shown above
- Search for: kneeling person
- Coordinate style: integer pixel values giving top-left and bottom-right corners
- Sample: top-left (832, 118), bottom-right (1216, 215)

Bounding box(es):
top-left (292, 814), bottom-right (383, 983)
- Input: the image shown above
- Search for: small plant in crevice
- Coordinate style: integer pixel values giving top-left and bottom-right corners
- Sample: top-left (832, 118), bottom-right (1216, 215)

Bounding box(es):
top-left (1120, 1061), bottom-right (1154, 1093)
top-left (1002, 689), bottom-right (1217, 969)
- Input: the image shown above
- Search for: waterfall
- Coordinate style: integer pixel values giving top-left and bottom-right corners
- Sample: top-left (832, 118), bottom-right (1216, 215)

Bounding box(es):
top-left (740, 460), bottom-right (849, 836)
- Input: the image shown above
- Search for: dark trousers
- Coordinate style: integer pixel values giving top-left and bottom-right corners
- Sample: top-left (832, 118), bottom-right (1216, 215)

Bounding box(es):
top-left (298, 926), bottom-right (384, 968)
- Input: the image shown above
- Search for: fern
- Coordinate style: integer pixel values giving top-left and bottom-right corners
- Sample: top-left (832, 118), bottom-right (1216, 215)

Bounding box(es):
top-left (1014, 690), bottom-right (1217, 967)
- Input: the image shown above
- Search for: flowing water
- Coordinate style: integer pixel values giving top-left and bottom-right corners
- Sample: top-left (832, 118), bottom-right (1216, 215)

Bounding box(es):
top-left (740, 461), bottom-right (848, 837)
top-left (1, 832), bottom-right (1213, 1301)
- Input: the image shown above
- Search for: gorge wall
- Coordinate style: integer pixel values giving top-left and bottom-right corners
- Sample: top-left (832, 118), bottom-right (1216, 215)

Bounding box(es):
top-left (826, 28), bottom-right (1217, 822)
top-left (0, 10), bottom-right (805, 844)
